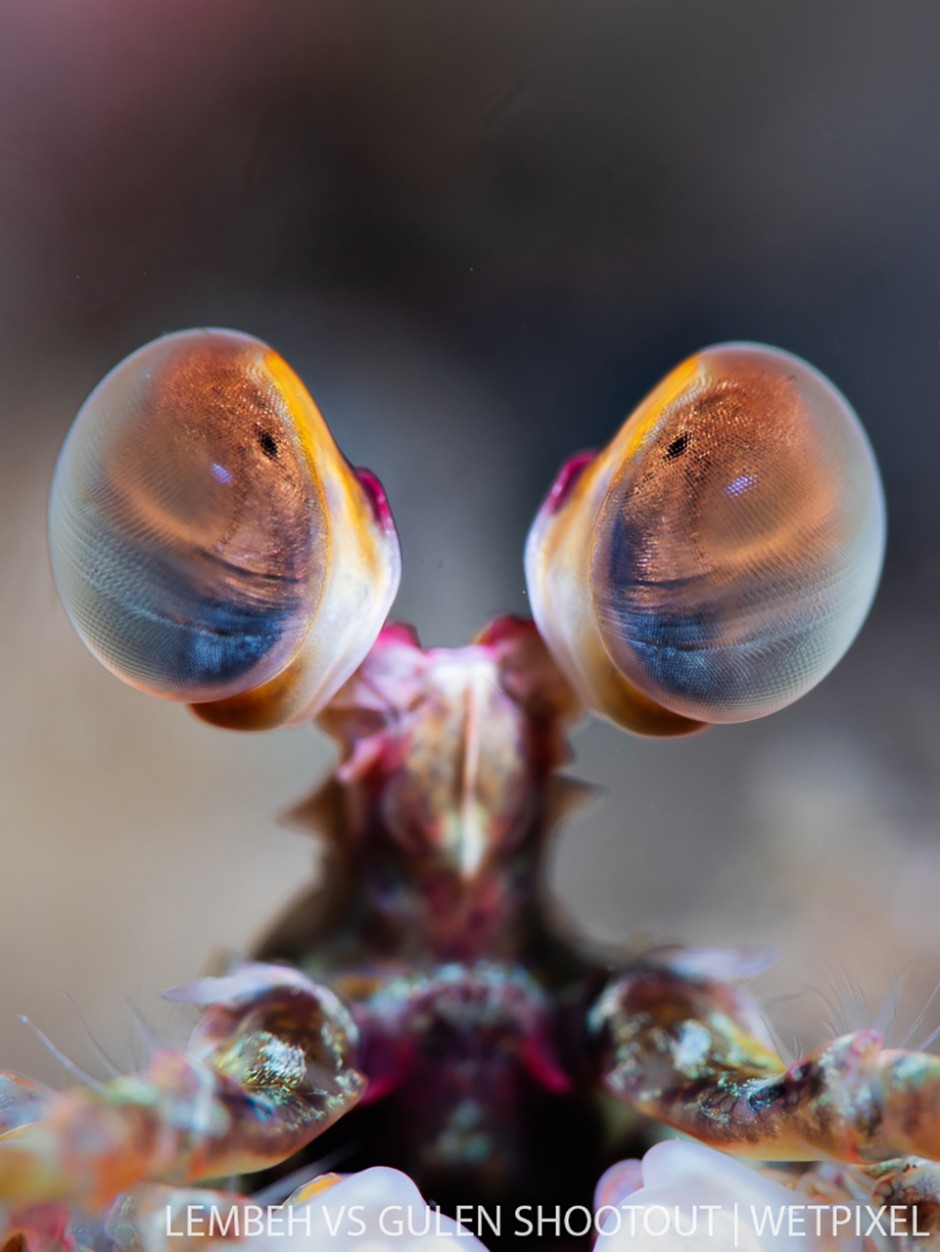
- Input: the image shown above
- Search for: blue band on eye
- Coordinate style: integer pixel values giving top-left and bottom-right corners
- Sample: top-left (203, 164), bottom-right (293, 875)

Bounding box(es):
top-left (597, 509), bottom-right (831, 716)
top-left (60, 519), bottom-right (306, 699)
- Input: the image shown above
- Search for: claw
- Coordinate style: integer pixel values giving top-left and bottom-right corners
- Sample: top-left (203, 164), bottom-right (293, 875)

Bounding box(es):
top-left (864, 1158), bottom-right (940, 1246)
top-left (0, 965), bottom-right (364, 1210)
top-left (590, 950), bottom-right (940, 1165)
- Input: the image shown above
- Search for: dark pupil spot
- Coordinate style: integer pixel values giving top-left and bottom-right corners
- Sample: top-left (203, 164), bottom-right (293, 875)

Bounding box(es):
top-left (665, 433), bottom-right (690, 460)
top-left (258, 429), bottom-right (279, 459)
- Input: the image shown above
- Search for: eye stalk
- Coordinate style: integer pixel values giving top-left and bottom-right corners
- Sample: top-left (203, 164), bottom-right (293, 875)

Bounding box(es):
top-left (49, 328), bottom-right (401, 730)
top-left (525, 343), bottom-right (886, 734)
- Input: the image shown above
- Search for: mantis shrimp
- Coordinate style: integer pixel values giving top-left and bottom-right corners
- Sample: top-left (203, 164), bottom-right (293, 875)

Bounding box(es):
top-left (2, 328), bottom-right (934, 1250)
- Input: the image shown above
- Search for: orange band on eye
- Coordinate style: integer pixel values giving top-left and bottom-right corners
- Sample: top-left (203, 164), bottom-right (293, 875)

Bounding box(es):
top-left (51, 330), bottom-right (401, 728)
top-left (607, 352), bottom-right (705, 467)
top-left (526, 343), bottom-right (885, 733)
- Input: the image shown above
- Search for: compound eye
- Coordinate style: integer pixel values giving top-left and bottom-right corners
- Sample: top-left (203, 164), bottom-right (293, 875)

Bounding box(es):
top-left (50, 329), bottom-right (401, 729)
top-left (525, 344), bottom-right (885, 733)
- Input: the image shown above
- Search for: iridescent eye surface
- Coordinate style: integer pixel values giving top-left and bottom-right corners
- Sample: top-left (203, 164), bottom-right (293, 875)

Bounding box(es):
top-left (50, 329), bottom-right (401, 728)
top-left (525, 344), bottom-right (886, 733)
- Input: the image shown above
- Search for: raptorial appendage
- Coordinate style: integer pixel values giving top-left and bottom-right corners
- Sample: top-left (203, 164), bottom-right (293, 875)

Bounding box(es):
top-left (590, 950), bottom-right (940, 1239)
top-left (9, 952), bottom-right (940, 1248)
top-left (0, 965), bottom-right (362, 1214)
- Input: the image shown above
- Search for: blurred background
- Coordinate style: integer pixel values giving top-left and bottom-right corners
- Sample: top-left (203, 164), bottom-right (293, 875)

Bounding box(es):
top-left (1, 0), bottom-right (939, 1083)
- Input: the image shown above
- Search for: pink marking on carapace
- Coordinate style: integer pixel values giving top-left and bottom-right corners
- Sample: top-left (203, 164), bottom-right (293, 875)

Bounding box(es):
top-left (354, 467), bottom-right (396, 531)
top-left (544, 450), bottom-right (595, 514)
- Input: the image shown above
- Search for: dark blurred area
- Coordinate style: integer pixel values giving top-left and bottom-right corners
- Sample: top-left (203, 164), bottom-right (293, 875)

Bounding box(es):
top-left (2, 0), bottom-right (939, 1081)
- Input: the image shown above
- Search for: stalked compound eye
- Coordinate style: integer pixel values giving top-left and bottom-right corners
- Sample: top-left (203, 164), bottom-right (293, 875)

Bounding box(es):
top-left (49, 329), bottom-right (401, 729)
top-left (525, 344), bottom-right (886, 735)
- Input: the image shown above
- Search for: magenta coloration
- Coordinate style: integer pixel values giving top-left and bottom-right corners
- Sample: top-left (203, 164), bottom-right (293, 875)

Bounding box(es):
top-left (543, 450), bottom-right (595, 515)
top-left (4, 331), bottom-right (929, 1252)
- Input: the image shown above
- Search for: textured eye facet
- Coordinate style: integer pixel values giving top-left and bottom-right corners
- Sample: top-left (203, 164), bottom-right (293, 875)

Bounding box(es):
top-left (50, 329), bottom-right (401, 729)
top-left (525, 344), bottom-right (886, 734)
